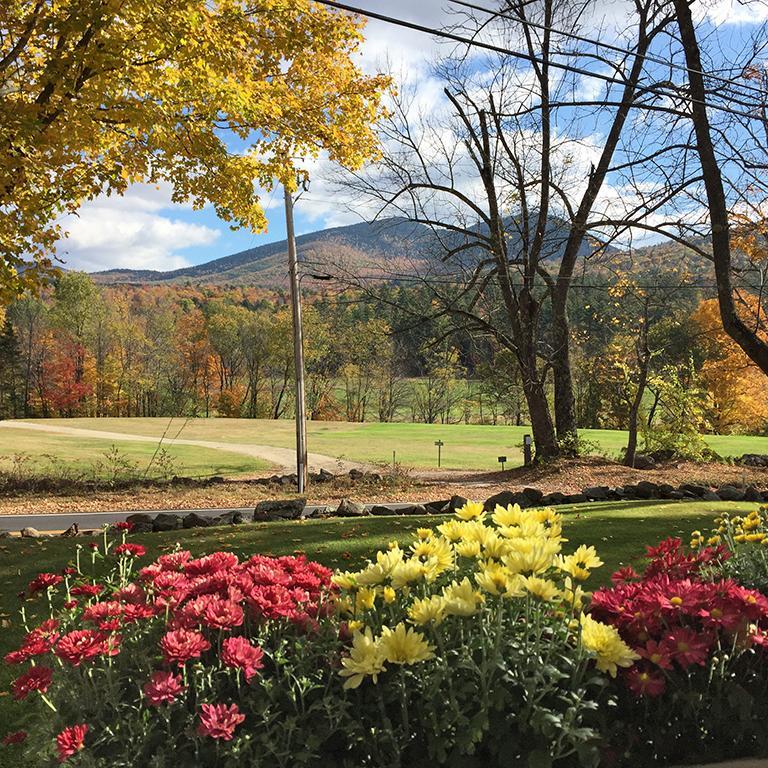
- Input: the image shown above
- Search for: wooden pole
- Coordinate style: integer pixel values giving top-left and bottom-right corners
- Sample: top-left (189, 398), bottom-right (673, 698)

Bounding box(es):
top-left (284, 186), bottom-right (308, 493)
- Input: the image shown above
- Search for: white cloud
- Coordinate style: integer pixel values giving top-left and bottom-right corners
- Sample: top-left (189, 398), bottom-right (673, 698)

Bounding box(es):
top-left (699, 0), bottom-right (768, 24)
top-left (55, 183), bottom-right (220, 273)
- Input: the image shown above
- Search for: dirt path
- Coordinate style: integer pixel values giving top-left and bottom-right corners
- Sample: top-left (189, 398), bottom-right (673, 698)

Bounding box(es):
top-left (0, 421), bottom-right (367, 474)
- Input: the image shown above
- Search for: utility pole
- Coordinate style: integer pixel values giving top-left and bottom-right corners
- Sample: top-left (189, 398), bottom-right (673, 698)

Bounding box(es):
top-left (284, 186), bottom-right (308, 493)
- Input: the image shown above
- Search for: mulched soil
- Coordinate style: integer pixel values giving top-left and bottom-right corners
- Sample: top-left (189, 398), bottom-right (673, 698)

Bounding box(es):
top-left (0, 457), bottom-right (766, 515)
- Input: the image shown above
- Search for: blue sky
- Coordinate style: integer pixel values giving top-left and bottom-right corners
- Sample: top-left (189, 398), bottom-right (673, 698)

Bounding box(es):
top-left (53, 0), bottom-right (768, 274)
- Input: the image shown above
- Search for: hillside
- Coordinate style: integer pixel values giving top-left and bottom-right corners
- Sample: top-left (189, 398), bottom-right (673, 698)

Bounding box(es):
top-left (91, 216), bottom-right (714, 288)
top-left (91, 218), bottom-right (434, 288)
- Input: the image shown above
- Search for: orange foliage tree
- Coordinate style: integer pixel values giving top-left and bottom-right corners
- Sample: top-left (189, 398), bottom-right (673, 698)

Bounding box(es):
top-left (692, 297), bottom-right (768, 434)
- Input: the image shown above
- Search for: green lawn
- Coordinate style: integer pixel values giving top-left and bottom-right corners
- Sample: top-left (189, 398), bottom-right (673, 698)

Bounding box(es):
top-left (0, 428), bottom-right (271, 480)
top-left (0, 499), bottom-right (758, 746)
top-left (12, 417), bottom-right (768, 471)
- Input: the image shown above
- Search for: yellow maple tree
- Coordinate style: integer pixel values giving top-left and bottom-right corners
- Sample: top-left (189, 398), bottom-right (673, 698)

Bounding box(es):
top-left (0, 0), bottom-right (389, 301)
top-left (692, 297), bottom-right (768, 433)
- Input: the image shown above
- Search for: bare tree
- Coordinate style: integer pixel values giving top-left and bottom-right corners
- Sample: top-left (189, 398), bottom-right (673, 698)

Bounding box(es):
top-left (669, 0), bottom-right (768, 374)
top-left (330, 0), bottom-right (677, 459)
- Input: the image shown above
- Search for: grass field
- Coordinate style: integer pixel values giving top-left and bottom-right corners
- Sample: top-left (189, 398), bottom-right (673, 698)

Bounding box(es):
top-left (0, 499), bottom-right (756, 747)
top-left (9, 417), bottom-right (768, 472)
top-left (0, 427), bottom-right (272, 479)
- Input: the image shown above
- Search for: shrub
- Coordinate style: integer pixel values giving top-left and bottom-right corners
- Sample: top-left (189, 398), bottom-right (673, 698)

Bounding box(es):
top-left (4, 533), bottom-right (361, 767)
top-left (591, 537), bottom-right (768, 765)
top-left (331, 502), bottom-right (632, 767)
top-left (2, 506), bottom-right (631, 767)
top-left (691, 506), bottom-right (768, 592)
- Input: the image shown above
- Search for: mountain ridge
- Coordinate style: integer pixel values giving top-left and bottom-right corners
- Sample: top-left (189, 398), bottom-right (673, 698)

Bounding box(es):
top-left (90, 216), bottom-right (711, 288)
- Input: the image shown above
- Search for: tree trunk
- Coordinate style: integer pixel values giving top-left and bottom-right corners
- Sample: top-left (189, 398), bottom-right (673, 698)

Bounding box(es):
top-left (673, 0), bottom-right (768, 374)
top-left (625, 359), bottom-right (650, 468)
top-left (552, 306), bottom-right (577, 447)
top-left (519, 362), bottom-right (559, 460)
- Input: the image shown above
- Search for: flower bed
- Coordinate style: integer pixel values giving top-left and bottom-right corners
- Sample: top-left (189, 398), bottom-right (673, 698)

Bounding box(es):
top-left (3, 504), bottom-right (768, 766)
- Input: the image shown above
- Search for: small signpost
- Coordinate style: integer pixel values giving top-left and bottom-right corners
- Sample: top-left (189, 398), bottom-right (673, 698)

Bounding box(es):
top-left (523, 434), bottom-right (533, 467)
top-left (435, 440), bottom-right (445, 468)
top-left (498, 455), bottom-right (507, 472)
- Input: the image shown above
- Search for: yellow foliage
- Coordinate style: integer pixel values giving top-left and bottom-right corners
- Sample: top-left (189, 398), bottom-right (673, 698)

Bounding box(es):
top-left (692, 298), bottom-right (768, 433)
top-left (0, 0), bottom-right (389, 301)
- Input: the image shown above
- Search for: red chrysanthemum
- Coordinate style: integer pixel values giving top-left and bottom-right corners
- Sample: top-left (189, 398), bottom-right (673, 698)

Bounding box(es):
top-left (665, 627), bottom-right (712, 668)
top-left (82, 601), bottom-right (123, 624)
top-left (1, 731), bottom-right (27, 746)
top-left (184, 552), bottom-right (239, 577)
top-left (56, 724), bottom-right (88, 763)
top-left (113, 521), bottom-right (133, 531)
top-left (637, 638), bottom-right (674, 670)
top-left (70, 583), bottom-right (103, 598)
top-left (203, 598), bottom-right (244, 630)
top-left (55, 630), bottom-right (109, 666)
top-left (28, 573), bottom-right (63, 595)
top-left (197, 702), bottom-right (245, 741)
top-left (143, 670), bottom-right (185, 706)
top-left (160, 629), bottom-right (210, 665)
top-left (626, 667), bottom-right (666, 698)
top-left (221, 636), bottom-right (264, 681)
top-left (122, 603), bottom-right (156, 623)
top-left (157, 550), bottom-right (192, 571)
top-left (114, 543), bottom-right (146, 558)
top-left (11, 666), bottom-right (53, 700)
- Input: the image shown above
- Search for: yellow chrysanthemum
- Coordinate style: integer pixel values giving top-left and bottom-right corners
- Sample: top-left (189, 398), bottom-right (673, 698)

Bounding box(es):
top-left (376, 546), bottom-right (404, 573)
top-left (522, 576), bottom-right (561, 602)
top-left (532, 508), bottom-right (565, 540)
top-left (455, 539), bottom-right (482, 558)
top-left (557, 546), bottom-right (602, 581)
top-left (416, 527), bottom-right (433, 540)
top-left (378, 623), bottom-right (434, 664)
top-left (504, 538), bottom-right (561, 575)
top-left (408, 595), bottom-right (446, 625)
top-left (437, 519), bottom-right (464, 542)
top-left (475, 561), bottom-right (511, 596)
top-left (442, 577), bottom-right (485, 616)
top-left (456, 501), bottom-right (486, 522)
top-left (410, 540), bottom-right (434, 559)
top-left (332, 571), bottom-right (357, 590)
top-left (339, 628), bottom-right (386, 689)
top-left (482, 531), bottom-right (512, 560)
top-left (355, 586), bottom-right (377, 613)
top-left (389, 558), bottom-right (425, 589)
top-left (504, 573), bottom-right (527, 598)
top-left (458, 520), bottom-right (492, 545)
top-left (355, 563), bottom-right (388, 587)
top-left (411, 536), bottom-right (453, 570)
top-left (492, 503), bottom-right (524, 528)
top-left (562, 577), bottom-right (589, 611)
top-left (420, 544), bottom-right (455, 581)
top-left (580, 614), bottom-right (640, 677)
top-left (383, 586), bottom-right (396, 604)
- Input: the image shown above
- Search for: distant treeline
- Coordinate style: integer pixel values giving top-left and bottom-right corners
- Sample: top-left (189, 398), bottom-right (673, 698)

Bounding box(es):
top-left (0, 272), bottom-right (766, 436)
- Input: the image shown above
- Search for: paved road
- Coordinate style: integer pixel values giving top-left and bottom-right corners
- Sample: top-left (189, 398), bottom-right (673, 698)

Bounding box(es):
top-left (0, 420), bottom-right (367, 474)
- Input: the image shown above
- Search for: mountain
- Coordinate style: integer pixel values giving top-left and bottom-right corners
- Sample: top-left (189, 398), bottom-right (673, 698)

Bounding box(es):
top-left (90, 216), bottom-right (711, 288)
top-left (91, 218), bottom-right (434, 288)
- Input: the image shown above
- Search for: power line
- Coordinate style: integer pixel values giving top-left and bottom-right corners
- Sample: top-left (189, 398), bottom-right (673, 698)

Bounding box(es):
top-left (448, 0), bottom-right (768, 102)
top-left (298, 264), bottom-right (740, 292)
top-left (313, 0), bottom-right (765, 123)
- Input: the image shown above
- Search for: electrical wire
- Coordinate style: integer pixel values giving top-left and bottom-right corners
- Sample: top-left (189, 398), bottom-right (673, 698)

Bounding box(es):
top-left (313, 0), bottom-right (767, 123)
top-left (447, 0), bottom-right (768, 101)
